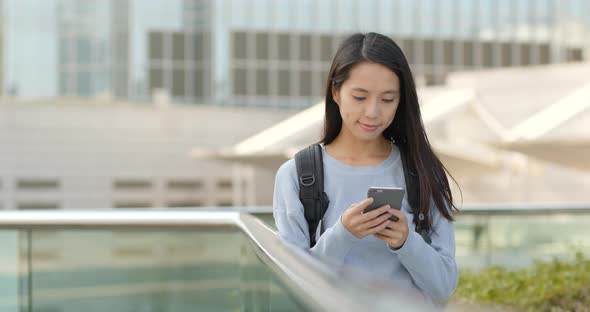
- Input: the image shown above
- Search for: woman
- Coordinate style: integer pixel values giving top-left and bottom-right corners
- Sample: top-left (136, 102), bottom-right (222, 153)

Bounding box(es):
top-left (272, 32), bottom-right (459, 304)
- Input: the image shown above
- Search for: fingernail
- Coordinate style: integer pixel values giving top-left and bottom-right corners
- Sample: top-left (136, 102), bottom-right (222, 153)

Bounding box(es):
top-left (385, 205), bottom-right (391, 209)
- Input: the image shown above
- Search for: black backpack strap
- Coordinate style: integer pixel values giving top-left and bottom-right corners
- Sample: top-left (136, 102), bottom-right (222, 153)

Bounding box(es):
top-left (294, 144), bottom-right (330, 248)
top-left (397, 142), bottom-right (431, 244)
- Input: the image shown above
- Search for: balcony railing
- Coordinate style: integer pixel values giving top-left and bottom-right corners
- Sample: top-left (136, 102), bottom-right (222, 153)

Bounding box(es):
top-left (0, 210), bottom-right (436, 312)
top-left (251, 203), bottom-right (590, 269)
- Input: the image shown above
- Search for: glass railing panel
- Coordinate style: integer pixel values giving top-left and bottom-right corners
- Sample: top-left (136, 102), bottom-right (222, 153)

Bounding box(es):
top-left (239, 235), bottom-right (304, 311)
top-left (458, 213), bottom-right (590, 269)
top-left (454, 216), bottom-right (493, 270)
top-left (253, 210), bottom-right (590, 270)
top-left (0, 210), bottom-right (491, 311)
top-left (28, 229), bottom-right (243, 311)
top-left (0, 228), bottom-right (307, 312)
top-left (0, 230), bottom-right (29, 312)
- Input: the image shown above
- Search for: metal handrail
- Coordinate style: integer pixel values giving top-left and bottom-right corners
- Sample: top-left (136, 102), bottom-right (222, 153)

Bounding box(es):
top-left (0, 210), bottom-right (431, 312)
top-left (224, 203), bottom-right (590, 216)
top-left (237, 214), bottom-right (370, 311)
top-left (456, 202), bottom-right (590, 215)
top-left (0, 210), bottom-right (240, 228)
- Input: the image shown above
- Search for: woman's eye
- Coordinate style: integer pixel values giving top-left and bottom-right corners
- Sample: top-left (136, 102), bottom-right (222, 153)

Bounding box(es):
top-left (383, 99), bottom-right (395, 103)
top-left (353, 96), bottom-right (366, 101)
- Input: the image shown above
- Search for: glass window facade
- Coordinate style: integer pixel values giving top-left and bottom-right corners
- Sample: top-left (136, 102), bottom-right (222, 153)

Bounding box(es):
top-left (147, 29), bottom-right (210, 101)
top-left (1, 0), bottom-right (589, 108)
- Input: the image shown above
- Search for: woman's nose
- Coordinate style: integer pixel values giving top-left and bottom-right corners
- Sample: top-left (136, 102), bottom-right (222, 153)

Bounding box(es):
top-left (364, 100), bottom-right (380, 118)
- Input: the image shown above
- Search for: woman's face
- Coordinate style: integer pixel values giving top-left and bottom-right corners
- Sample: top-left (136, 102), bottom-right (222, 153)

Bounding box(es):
top-left (333, 62), bottom-right (401, 143)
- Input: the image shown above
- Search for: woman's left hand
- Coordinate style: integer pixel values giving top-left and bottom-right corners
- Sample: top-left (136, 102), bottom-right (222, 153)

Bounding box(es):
top-left (373, 209), bottom-right (409, 249)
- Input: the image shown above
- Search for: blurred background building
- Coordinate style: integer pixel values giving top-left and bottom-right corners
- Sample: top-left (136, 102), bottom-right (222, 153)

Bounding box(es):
top-left (0, 98), bottom-right (291, 209)
top-left (1, 0), bottom-right (590, 209)
top-left (1, 0), bottom-right (589, 107)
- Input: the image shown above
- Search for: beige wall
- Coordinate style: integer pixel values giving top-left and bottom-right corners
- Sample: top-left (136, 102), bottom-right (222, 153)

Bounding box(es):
top-left (0, 98), bottom-right (293, 210)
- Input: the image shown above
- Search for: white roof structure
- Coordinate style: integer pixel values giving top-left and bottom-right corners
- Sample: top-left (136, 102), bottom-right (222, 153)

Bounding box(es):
top-left (192, 61), bottom-right (590, 184)
top-left (449, 62), bottom-right (590, 172)
top-left (191, 87), bottom-right (502, 177)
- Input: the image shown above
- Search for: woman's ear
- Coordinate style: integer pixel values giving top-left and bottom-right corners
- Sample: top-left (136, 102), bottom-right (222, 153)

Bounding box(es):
top-left (331, 84), bottom-right (340, 106)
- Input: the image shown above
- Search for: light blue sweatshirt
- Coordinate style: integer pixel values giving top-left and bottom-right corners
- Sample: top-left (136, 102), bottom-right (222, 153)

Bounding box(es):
top-left (272, 144), bottom-right (458, 303)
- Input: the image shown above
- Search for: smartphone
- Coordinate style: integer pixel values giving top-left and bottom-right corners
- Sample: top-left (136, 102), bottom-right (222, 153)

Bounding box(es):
top-left (363, 187), bottom-right (405, 221)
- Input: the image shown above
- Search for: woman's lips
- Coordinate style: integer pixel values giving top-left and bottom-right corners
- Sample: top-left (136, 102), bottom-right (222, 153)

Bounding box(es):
top-left (358, 121), bottom-right (379, 132)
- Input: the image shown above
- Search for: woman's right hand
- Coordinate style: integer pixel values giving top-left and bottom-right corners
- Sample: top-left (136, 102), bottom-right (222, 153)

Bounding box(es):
top-left (341, 198), bottom-right (395, 239)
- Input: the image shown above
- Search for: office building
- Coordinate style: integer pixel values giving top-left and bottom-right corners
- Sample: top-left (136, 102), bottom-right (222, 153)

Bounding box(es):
top-left (1, 0), bottom-right (588, 108)
top-left (56, 0), bottom-right (131, 97)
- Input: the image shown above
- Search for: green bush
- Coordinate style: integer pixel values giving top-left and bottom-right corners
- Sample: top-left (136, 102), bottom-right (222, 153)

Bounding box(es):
top-left (452, 252), bottom-right (590, 312)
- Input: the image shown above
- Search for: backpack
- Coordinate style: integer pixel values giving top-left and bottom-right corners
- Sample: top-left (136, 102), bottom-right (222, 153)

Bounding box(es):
top-left (294, 143), bottom-right (431, 248)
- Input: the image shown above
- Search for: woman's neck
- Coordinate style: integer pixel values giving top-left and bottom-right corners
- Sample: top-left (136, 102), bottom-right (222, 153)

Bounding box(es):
top-left (325, 132), bottom-right (391, 166)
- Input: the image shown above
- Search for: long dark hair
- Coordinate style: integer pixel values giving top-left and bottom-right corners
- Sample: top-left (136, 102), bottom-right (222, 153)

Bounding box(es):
top-left (321, 32), bottom-right (459, 229)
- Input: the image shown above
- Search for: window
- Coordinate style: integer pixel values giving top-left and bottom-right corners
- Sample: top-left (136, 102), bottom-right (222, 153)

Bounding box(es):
top-left (114, 201), bottom-right (152, 208)
top-left (172, 68), bottom-right (186, 96)
top-left (167, 201), bottom-right (203, 208)
top-left (256, 33), bottom-right (269, 60)
top-left (463, 41), bottom-right (474, 67)
top-left (400, 39), bottom-right (415, 64)
top-left (149, 32), bottom-right (164, 60)
top-left (193, 69), bottom-right (205, 97)
top-left (77, 71), bottom-right (92, 96)
top-left (233, 32), bottom-right (247, 60)
top-left (277, 33), bottom-right (290, 60)
top-left (567, 48), bottom-right (583, 62)
top-left (299, 34), bottom-right (312, 61)
top-left (17, 202), bottom-right (59, 210)
top-left (172, 33), bottom-right (185, 61)
top-left (539, 44), bottom-right (550, 64)
top-left (500, 42), bottom-right (511, 66)
top-left (520, 44), bottom-right (531, 66)
top-left (17, 179), bottom-right (60, 190)
top-left (320, 35), bottom-right (333, 62)
top-left (167, 180), bottom-right (203, 191)
top-left (299, 70), bottom-right (312, 97)
top-left (216, 180), bottom-right (232, 190)
top-left (149, 67), bottom-right (164, 90)
top-left (216, 201), bottom-right (233, 207)
top-left (423, 39), bottom-right (434, 65)
top-left (256, 69), bottom-right (269, 96)
top-left (194, 32), bottom-right (206, 61)
top-left (482, 42), bottom-right (493, 67)
top-left (76, 37), bottom-right (92, 63)
top-left (278, 70), bottom-right (290, 96)
top-left (317, 70), bottom-right (329, 96)
top-left (443, 40), bottom-right (454, 66)
top-left (233, 68), bottom-right (248, 95)
top-left (113, 180), bottom-right (152, 190)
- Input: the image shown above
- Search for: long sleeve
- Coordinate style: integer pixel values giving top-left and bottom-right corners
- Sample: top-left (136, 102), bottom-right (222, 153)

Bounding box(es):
top-left (271, 146), bottom-right (458, 304)
top-left (272, 160), bottom-right (359, 268)
top-left (388, 200), bottom-right (458, 302)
